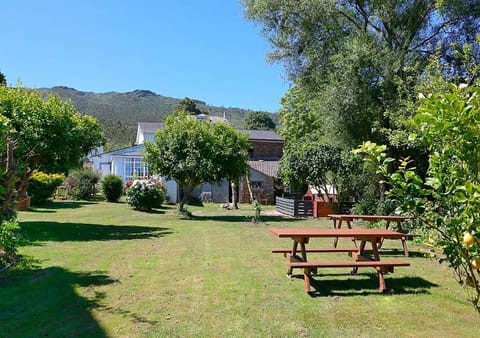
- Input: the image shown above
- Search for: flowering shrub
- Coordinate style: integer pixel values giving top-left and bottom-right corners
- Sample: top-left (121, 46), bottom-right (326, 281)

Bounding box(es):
top-left (124, 180), bottom-right (133, 190)
top-left (125, 179), bottom-right (166, 211)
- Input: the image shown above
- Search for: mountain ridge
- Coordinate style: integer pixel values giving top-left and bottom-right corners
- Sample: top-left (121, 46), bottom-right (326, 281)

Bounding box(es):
top-left (38, 86), bottom-right (277, 151)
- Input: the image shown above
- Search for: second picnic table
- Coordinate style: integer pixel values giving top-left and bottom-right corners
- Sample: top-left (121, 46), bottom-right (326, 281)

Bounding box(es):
top-left (328, 214), bottom-right (411, 255)
top-left (328, 214), bottom-right (408, 231)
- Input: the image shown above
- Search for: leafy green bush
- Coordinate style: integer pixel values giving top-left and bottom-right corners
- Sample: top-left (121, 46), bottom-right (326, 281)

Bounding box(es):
top-left (354, 83), bottom-right (480, 312)
top-left (0, 220), bottom-right (21, 270)
top-left (27, 171), bottom-right (65, 205)
top-left (125, 179), bottom-right (166, 211)
top-left (101, 175), bottom-right (123, 202)
top-left (66, 167), bottom-right (101, 200)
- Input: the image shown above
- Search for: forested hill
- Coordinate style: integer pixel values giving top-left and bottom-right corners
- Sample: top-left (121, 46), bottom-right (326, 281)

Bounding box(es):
top-left (38, 86), bottom-right (271, 151)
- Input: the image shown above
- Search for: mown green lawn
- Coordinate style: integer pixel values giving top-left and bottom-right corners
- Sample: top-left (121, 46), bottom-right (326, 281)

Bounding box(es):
top-left (1, 200), bottom-right (479, 337)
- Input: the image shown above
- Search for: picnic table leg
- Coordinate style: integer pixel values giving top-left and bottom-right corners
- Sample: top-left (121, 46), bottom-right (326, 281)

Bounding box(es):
top-left (303, 271), bottom-right (311, 293)
top-left (379, 220), bottom-right (397, 249)
top-left (333, 220), bottom-right (342, 247)
top-left (371, 239), bottom-right (381, 260)
top-left (385, 220), bottom-right (391, 230)
top-left (352, 240), bottom-right (367, 274)
top-left (377, 269), bottom-right (387, 292)
top-left (402, 237), bottom-right (408, 256)
top-left (372, 239), bottom-right (390, 291)
top-left (296, 237), bottom-right (314, 293)
top-left (287, 241), bottom-right (299, 275)
top-left (379, 220), bottom-right (409, 255)
top-left (396, 220), bottom-right (404, 231)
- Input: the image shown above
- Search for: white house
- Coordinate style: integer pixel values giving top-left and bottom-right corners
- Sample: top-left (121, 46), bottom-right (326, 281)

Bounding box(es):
top-left (90, 116), bottom-right (283, 204)
top-left (90, 116), bottom-right (230, 204)
top-left (89, 143), bottom-right (178, 203)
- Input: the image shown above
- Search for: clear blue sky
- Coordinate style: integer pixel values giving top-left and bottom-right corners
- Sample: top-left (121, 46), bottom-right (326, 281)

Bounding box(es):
top-left (1, 1), bottom-right (289, 113)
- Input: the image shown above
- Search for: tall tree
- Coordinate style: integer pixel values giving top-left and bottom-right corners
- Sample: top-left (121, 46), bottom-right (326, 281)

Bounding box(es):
top-left (143, 113), bottom-right (250, 212)
top-left (0, 86), bottom-right (105, 216)
top-left (173, 97), bottom-right (203, 115)
top-left (243, 111), bottom-right (276, 130)
top-left (242, 0), bottom-right (480, 147)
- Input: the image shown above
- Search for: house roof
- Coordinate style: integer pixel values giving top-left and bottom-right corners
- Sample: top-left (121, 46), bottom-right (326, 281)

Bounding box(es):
top-left (196, 114), bottom-right (229, 124)
top-left (101, 144), bottom-right (145, 156)
top-left (309, 185), bottom-right (337, 195)
top-left (248, 160), bottom-right (280, 177)
top-left (138, 122), bottom-right (164, 134)
top-left (240, 130), bottom-right (283, 142)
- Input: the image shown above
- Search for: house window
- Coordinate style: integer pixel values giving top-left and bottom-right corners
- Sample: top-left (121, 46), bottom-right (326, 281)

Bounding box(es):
top-left (250, 181), bottom-right (264, 189)
top-left (125, 157), bottom-right (149, 181)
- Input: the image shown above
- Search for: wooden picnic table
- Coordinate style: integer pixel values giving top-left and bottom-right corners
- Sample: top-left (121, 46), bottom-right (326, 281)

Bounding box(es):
top-left (270, 228), bottom-right (411, 294)
top-left (327, 214), bottom-right (411, 254)
top-left (328, 214), bottom-right (408, 231)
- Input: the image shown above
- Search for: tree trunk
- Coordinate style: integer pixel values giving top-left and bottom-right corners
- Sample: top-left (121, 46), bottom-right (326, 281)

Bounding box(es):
top-left (230, 181), bottom-right (238, 209)
top-left (1, 139), bottom-right (19, 219)
top-left (177, 182), bottom-right (200, 212)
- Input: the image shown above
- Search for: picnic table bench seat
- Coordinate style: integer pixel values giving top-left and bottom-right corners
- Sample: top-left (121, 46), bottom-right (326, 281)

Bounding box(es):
top-left (271, 247), bottom-right (367, 254)
top-left (288, 260), bottom-right (410, 292)
top-left (288, 260), bottom-right (410, 269)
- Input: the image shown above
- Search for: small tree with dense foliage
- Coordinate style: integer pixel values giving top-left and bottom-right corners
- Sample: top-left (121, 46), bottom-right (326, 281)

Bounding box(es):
top-left (355, 83), bottom-right (480, 312)
top-left (0, 85), bottom-right (104, 215)
top-left (66, 167), bottom-right (101, 200)
top-left (280, 141), bottom-right (363, 209)
top-left (173, 97), bottom-right (203, 115)
top-left (27, 171), bottom-right (65, 205)
top-left (143, 113), bottom-right (250, 212)
top-left (101, 175), bottom-right (123, 202)
top-left (244, 111), bottom-right (276, 130)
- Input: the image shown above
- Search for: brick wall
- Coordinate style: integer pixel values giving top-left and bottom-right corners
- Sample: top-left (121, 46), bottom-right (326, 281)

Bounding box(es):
top-left (250, 141), bottom-right (283, 159)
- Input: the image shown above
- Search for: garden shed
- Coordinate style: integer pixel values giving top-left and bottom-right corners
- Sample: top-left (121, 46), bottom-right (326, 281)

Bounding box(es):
top-left (304, 186), bottom-right (337, 217)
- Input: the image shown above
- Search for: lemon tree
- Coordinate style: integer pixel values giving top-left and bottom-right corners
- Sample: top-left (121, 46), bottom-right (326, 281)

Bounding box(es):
top-left (356, 83), bottom-right (480, 313)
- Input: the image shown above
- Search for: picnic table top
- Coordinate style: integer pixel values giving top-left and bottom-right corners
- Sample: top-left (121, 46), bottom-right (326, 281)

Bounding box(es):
top-left (327, 214), bottom-right (408, 221)
top-left (269, 228), bottom-right (409, 239)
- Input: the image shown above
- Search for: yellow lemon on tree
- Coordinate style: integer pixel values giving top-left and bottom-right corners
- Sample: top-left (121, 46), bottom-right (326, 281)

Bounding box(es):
top-left (472, 257), bottom-right (480, 270)
top-left (463, 232), bottom-right (475, 246)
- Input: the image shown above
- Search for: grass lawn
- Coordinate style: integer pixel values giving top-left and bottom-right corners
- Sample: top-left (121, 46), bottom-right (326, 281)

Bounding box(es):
top-left (2, 200), bottom-right (479, 337)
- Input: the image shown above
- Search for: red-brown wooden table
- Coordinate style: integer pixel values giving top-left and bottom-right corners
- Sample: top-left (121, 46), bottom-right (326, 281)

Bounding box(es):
top-left (328, 214), bottom-right (408, 231)
top-left (327, 214), bottom-right (411, 254)
top-left (270, 228), bottom-right (411, 293)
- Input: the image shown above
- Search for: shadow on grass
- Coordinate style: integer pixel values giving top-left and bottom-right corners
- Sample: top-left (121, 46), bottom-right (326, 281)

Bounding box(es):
top-left (26, 200), bottom-right (100, 213)
top-left (0, 265), bottom-right (114, 337)
top-left (20, 221), bottom-right (172, 243)
top-left (376, 249), bottom-right (428, 258)
top-left (189, 214), bottom-right (299, 223)
top-left (289, 272), bottom-right (438, 297)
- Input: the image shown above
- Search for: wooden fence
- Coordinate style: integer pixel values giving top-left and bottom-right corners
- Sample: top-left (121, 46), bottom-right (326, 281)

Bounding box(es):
top-left (276, 197), bottom-right (313, 218)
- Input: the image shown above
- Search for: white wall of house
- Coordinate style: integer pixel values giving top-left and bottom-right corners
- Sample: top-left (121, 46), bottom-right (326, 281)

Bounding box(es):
top-left (142, 133), bottom-right (155, 143)
top-left (193, 180), bottom-right (230, 203)
top-left (135, 128), bottom-right (155, 144)
top-left (88, 146), bottom-right (178, 204)
top-left (111, 156), bottom-right (126, 178)
top-left (160, 178), bottom-right (178, 204)
top-left (90, 151), bottom-right (113, 177)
